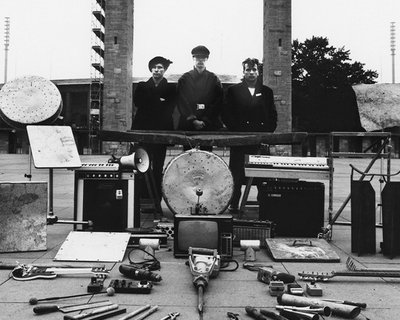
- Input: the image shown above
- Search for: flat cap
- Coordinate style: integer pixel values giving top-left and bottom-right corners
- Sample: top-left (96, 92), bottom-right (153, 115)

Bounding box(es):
top-left (191, 45), bottom-right (210, 57)
top-left (148, 56), bottom-right (173, 71)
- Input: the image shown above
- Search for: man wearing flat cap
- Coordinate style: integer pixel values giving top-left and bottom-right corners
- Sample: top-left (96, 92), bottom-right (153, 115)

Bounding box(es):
top-left (132, 56), bottom-right (176, 209)
top-left (177, 45), bottom-right (223, 150)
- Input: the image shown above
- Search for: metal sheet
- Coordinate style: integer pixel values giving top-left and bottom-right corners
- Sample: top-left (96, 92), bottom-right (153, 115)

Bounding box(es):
top-left (54, 231), bottom-right (130, 262)
top-left (265, 238), bottom-right (340, 262)
top-left (27, 125), bottom-right (81, 168)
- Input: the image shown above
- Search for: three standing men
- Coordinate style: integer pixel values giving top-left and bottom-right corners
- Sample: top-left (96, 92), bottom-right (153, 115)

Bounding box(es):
top-left (132, 51), bottom-right (277, 214)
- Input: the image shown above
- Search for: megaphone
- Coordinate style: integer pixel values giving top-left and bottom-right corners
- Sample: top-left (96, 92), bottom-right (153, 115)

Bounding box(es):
top-left (119, 147), bottom-right (150, 173)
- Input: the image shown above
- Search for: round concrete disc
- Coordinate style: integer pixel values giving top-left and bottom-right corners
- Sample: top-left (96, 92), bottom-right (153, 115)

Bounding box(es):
top-left (162, 149), bottom-right (233, 215)
top-left (0, 75), bottom-right (62, 128)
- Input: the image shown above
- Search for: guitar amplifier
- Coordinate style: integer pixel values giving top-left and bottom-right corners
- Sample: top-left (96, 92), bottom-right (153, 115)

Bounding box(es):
top-left (233, 219), bottom-right (275, 247)
top-left (74, 169), bottom-right (140, 232)
top-left (258, 180), bottom-right (325, 237)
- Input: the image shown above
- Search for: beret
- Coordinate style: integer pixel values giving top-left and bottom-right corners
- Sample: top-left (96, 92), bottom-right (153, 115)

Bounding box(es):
top-left (148, 56), bottom-right (173, 71)
top-left (191, 45), bottom-right (210, 57)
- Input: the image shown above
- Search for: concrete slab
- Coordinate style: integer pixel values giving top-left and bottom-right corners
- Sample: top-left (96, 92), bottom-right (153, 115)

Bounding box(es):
top-left (1, 155), bottom-right (400, 319)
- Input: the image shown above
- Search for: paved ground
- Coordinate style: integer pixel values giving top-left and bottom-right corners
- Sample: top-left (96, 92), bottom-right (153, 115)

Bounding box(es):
top-left (0, 153), bottom-right (400, 320)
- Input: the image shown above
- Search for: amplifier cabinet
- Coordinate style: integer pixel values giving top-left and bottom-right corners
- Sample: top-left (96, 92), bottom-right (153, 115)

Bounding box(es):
top-left (74, 171), bottom-right (140, 231)
top-left (381, 182), bottom-right (400, 257)
top-left (258, 180), bottom-right (325, 237)
top-left (233, 219), bottom-right (275, 247)
top-left (351, 180), bottom-right (376, 254)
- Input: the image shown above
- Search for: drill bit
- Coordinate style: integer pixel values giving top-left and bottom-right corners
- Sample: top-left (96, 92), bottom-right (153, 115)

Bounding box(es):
top-left (198, 285), bottom-right (204, 320)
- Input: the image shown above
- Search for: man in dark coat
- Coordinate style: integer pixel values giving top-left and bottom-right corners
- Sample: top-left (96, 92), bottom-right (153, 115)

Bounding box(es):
top-left (222, 58), bottom-right (277, 213)
top-left (132, 56), bottom-right (176, 206)
top-left (177, 45), bottom-right (223, 150)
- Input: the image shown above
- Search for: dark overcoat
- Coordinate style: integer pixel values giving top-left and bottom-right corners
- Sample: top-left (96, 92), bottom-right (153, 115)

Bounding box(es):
top-left (177, 68), bottom-right (223, 131)
top-left (132, 78), bottom-right (176, 130)
top-left (222, 79), bottom-right (278, 208)
top-left (222, 79), bottom-right (277, 132)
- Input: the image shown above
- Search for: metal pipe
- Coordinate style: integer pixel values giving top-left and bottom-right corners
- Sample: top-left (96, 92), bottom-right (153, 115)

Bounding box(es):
top-left (278, 293), bottom-right (361, 319)
top-left (4, 17), bottom-right (10, 83)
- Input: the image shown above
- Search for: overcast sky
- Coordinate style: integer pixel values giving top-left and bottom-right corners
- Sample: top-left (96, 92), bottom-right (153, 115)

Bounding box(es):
top-left (0, 0), bottom-right (398, 83)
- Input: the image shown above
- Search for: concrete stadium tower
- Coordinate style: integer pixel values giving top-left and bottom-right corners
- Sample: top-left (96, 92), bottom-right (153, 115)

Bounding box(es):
top-left (263, 0), bottom-right (292, 134)
top-left (102, 0), bottom-right (134, 154)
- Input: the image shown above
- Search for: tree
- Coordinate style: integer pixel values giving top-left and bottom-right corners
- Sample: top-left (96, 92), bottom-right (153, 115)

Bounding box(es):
top-left (292, 36), bottom-right (378, 89)
top-left (292, 36), bottom-right (378, 132)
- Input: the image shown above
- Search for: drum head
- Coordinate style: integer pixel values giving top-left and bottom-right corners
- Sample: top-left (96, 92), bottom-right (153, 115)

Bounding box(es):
top-left (162, 149), bottom-right (233, 215)
top-left (0, 75), bottom-right (62, 128)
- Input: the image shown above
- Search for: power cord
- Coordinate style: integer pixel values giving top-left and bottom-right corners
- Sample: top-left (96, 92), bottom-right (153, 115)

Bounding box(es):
top-left (127, 247), bottom-right (161, 271)
top-left (220, 258), bottom-right (239, 272)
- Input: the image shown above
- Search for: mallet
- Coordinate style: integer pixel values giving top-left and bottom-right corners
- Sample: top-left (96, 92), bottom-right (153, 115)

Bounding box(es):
top-left (29, 287), bottom-right (115, 305)
top-left (240, 240), bottom-right (261, 261)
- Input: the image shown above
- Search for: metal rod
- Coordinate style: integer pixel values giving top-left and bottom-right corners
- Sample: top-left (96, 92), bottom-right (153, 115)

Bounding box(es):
top-left (4, 17), bottom-right (10, 83)
top-left (329, 137), bottom-right (389, 226)
top-left (49, 168), bottom-right (54, 216)
top-left (116, 305), bottom-right (151, 320)
top-left (53, 219), bottom-right (92, 225)
top-left (198, 286), bottom-right (204, 319)
top-left (391, 22), bottom-right (396, 84)
top-left (133, 305), bottom-right (158, 320)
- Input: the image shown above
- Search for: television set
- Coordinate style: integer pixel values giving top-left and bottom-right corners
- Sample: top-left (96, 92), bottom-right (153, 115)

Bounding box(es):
top-left (173, 214), bottom-right (233, 258)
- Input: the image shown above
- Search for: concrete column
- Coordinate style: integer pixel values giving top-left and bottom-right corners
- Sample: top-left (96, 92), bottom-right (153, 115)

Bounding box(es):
top-left (263, 0), bottom-right (292, 135)
top-left (102, 0), bottom-right (134, 155)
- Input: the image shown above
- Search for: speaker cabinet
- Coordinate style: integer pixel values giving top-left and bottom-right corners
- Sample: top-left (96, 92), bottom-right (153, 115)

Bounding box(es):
top-left (258, 180), bottom-right (325, 237)
top-left (74, 171), bottom-right (139, 231)
top-left (381, 182), bottom-right (400, 257)
top-left (350, 180), bottom-right (376, 254)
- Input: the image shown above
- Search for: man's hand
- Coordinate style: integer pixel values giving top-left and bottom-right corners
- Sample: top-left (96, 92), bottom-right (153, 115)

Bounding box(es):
top-left (193, 119), bottom-right (205, 130)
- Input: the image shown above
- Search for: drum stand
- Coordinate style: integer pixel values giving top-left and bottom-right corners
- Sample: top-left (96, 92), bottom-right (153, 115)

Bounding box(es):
top-left (46, 168), bottom-right (92, 226)
top-left (24, 147), bottom-right (33, 180)
top-left (25, 150), bottom-right (91, 226)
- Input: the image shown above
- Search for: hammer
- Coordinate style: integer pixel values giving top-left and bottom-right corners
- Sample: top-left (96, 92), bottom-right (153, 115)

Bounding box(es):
top-left (240, 240), bottom-right (261, 261)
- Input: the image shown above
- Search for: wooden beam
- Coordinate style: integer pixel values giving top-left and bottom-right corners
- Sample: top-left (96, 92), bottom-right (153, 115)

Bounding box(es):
top-left (98, 130), bottom-right (308, 147)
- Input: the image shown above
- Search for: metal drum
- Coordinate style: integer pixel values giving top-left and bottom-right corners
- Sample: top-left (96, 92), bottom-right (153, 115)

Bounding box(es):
top-left (0, 75), bottom-right (62, 128)
top-left (162, 149), bottom-right (233, 215)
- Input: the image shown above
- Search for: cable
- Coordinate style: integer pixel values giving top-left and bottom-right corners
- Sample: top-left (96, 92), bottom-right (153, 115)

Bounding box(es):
top-left (220, 258), bottom-right (239, 272)
top-left (184, 134), bottom-right (193, 150)
top-left (127, 247), bottom-right (161, 271)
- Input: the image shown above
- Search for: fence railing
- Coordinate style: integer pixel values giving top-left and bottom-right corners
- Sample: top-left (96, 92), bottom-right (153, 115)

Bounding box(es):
top-left (294, 132), bottom-right (399, 158)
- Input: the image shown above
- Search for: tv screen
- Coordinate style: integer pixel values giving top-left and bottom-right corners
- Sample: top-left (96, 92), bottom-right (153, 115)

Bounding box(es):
top-left (174, 214), bottom-right (233, 258)
top-left (177, 220), bottom-right (218, 251)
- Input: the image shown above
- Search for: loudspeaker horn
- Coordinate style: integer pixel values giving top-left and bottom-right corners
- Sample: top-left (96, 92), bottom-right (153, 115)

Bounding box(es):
top-left (119, 147), bottom-right (150, 173)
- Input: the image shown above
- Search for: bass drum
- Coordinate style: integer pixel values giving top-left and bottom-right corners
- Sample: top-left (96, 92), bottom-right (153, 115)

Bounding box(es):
top-left (0, 75), bottom-right (62, 128)
top-left (162, 149), bottom-right (233, 215)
